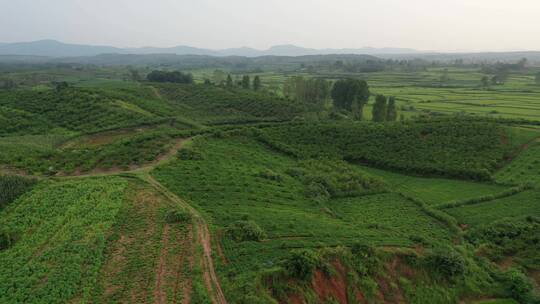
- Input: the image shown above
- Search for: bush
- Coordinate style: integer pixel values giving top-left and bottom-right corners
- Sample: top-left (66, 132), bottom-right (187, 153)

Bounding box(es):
top-left (0, 175), bottom-right (36, 210)
top-left (0, 232), bottom-right (16, 251)
top-left (425, 248), bottom-right (466, 278)
top-left (502, 269), bottom-right (534, 302)
top-left (257, 169), bottom-right (283, 182)
top-left (227, 220), bottom-right (266, 242)
top-left (178, 148), bottom-right (204, 160)
top-left (284, 249), bottom-right (320, 280)
top-left (165, 209), bottom-right (191, 224)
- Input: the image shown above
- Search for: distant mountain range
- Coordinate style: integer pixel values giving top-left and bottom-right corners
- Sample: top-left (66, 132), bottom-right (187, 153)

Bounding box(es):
top-left (0, 40), bottom-right (420, 58)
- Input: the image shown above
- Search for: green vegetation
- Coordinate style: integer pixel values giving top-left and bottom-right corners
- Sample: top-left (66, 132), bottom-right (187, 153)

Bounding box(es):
top-left (259, 119), bottom-right (508, 180)
top-left (0, 175), bottom-right (36, 210)
top-left (446, 190), bottom-right (540, 226)
top-left (2, 58), bottom-right (540, 303)
top-left (0, 178), bottom-right (127, 303)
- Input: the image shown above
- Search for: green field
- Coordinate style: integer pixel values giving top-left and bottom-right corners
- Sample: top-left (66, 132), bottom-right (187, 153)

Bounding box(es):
top-left (446, 190), bottom-right (540, 226)
top-left (1, 60), bottom-right (540, 303)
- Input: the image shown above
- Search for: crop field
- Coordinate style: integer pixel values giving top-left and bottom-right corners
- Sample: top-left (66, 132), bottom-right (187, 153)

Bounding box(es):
top-left (445, 189), bottom-right (540, 227)
top-left (359, 166), bottom-right (509, 206)
top-left (92, 180), bottom-right (195, 303)
top-left (2, 62), bottom-right (540, 303)
top-left (0, 178), bottom-right (127, 303)
top-left (151, 135), bottom-right (455, 301)
top-left (190, 67), bottom-right (540, 121)
top-left (495, 140), bottom-right (540, 186)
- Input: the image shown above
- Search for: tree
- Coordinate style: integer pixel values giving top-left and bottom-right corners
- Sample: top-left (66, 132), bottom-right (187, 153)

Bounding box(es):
top-left (129, 69), bottom-right (142, 82)
top-left (439, 69), bottom-right (450, 85)
top-left (535, 72), bottom-right (540, 86)
top-left (147, 70), bottom-right (193, 84)
top-left (0, 79), bottom-right (16, 90)
top-left (53, 81), bottom-right (70, 92)
top-left (372, 95), bottom-right (387, 122)
top-left (331, 79), bottom-right (370, 118)
top-left (226, 74), bottom-right (233, 88)
top-left (253, 75), bottom-right (261, 91)
top-left (386, 96), bottom-right (397, 121)
top-left (242, 75), bottom-right (250, 89)
top-left (481, 76), bottom-right (490, 88)
top-left (213, 70), bottom-right (226, 86)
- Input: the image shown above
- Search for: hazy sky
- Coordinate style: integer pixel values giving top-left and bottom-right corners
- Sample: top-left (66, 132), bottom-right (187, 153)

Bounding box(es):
top-left (1, 0), bottom-right (540, 51)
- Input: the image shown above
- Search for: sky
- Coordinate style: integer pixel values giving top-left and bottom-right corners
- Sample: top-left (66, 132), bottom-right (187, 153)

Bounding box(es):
top-left (1, 0), bottom-right (540, 52)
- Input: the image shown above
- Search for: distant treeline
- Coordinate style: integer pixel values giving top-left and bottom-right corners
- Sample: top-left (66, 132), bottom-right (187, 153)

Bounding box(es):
top-left (146, 70), bottom-right (193, 84)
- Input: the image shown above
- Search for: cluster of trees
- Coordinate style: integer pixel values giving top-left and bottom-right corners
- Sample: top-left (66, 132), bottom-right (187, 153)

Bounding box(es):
top-left (331, 79), bottom-right (370, 119)
top-left (211, 70), bottom-right (262, 91)
top-left (536, 72), bottom-right (540, 86)
top-left (283, 76), bottom-right (331, 107)
top-left (147, 70), bottom-right (193, 84)
top-left (372, 95), bottom-right (397, 122)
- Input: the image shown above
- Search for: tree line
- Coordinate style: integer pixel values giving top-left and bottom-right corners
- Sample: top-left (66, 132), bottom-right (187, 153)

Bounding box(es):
top-left (147, 70), bottom-right (194, 84)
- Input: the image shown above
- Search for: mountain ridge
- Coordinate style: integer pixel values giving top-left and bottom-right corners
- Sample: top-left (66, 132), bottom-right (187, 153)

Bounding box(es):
top-left (0, 39), bottom-right (419, 58)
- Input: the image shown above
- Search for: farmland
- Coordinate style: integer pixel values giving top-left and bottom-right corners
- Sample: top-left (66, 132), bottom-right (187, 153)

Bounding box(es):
top-left (1, 58), bottom-right (540, 303)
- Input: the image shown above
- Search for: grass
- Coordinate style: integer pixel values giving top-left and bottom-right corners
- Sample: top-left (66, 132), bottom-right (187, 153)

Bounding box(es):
top-left (445, 190), bottom-right (540, 226)
top-left (359, 166), bottom-right (508, 206)
top-left (0, 177), bottom-right (127, 303)
top-left (495, 141), bottom-right (540, 186)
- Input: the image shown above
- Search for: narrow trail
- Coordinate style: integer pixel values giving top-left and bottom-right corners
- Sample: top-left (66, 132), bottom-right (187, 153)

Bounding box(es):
top-left (144, 174), bottom-right (227, 304)
top-left (53, 138), bottom-right (187, 179)
top-left (3, 135), bottom-right (227, 303)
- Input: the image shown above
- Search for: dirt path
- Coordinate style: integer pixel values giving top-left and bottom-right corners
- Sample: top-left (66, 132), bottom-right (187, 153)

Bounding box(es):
top-left (52, 138), bottom-right (188, 179)
top-left (144, 174), bottom-right (227, 304)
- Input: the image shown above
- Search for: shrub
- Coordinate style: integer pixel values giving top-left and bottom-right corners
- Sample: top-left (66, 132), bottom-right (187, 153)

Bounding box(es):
top-left (502, 269), bottom-right (534, 302)
top-left (283, 249), bottom-right (320, 280)
top-left (425, 248), bottom-right (466, 278)
top-left (227, 220), bottom-right (266, 242)
top-left (257, 169), bottom-right (283, 182)
top-left (0, 175), bottom-right (36, 210)
top-left (178, 148), bottom-right (204, 160)
top-left (165, 209), bottom-right (191, 224)
top-left (0, 232), bottom-right (16, 251)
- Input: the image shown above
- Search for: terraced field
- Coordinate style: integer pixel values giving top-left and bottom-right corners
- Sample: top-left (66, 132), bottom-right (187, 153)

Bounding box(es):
top-left (446, 189), bottom-right (540, 227)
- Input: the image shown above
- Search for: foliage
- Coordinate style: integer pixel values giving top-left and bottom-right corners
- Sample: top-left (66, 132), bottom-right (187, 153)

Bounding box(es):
top-left (386, 96), bottom-right (397, 121)
top-left (0, 175), bottom-right (36, 209)
top-left (372, 94), bottom-right (388, 122)
top-left (501, 269), bottom-right (535, 303)
top-left (147, 70), bottom-right (194, 84)
top-left (425, 247), bottom-right (466, 278)
top-left (331, 79), bottom-right (370, 114)
top-left (0, 178), bottom-right (127, 303)
top-left (283, 249), bottom-right (321, 280)
top-left (165, 209), bottom-right (192, 224)
top-left (259, 119), bottom-right (509, 180)
top-left (226, 220), bottom-right (266, 242)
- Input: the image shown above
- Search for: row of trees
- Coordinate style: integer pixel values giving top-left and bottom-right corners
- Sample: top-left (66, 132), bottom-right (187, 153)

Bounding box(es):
top-left (211, 70), bottom-right (262, 91)
top-left (147, 70), bottom-right (194, 84)
top-left (372, 95), bottom-right (397, 122)
top-left (283, 76), bottom-right (331, 107)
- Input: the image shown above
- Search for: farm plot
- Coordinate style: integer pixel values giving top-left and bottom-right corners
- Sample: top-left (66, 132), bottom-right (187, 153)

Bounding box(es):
top-left (495, 141), bottom-right (540, 186)
top-left (92, 180), bottom-right (194, 304)
top-left (359, 166), bottom-right (508, 206)
top-left (445, 190), bottom-right (540, 227)
top-left (0, 177), bottom-right (127, 303)
top-left (151, 135), bottom-right (453, 302)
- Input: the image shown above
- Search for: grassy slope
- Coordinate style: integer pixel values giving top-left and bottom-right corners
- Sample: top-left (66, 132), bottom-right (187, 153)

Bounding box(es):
top-left (151, 135), bottom-right (452, 302)
top-left (360, 166), bottom-right (508, 206)
top-left (446, 190), bottom-right (540, 226)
